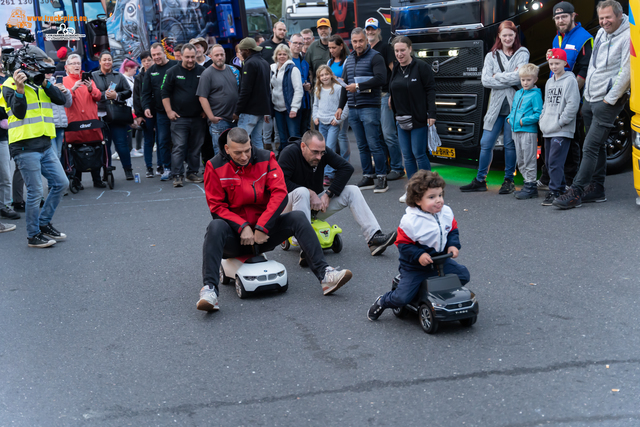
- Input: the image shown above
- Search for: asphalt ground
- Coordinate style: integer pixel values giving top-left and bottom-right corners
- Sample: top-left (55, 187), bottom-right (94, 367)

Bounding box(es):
top-left (1, 141), bottom-right (640, 426)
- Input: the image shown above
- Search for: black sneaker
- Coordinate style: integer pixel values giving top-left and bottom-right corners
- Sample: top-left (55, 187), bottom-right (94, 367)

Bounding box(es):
top-left (28, 232), bottom-right (56, 248)
top-left (356, 176), bottom-right (376, 190)
top-left (299, 251), bottom-right (308, 268)
top-left (460, 178), bottom-right (487, 192)
top-left (541, 191), bottom-right (560, 206)
top-left (156, 166), bottom-right (163, 176)
top-left (125, 169), bottom-right (134, 181)
top-left (12, 201), bottom-right (25, 212)
top-left (552, 187), bottom-right (582, 209)
top-left (367, 296), bottom-right (385, 321)
top-left (386, 170), bottom-right (405, 181)
top-left (0, 206), bottom-right (20, 219)
top-left (40, 223), bottom-right (67, 241)
top-left (146, 167), bottom-right (154, 178)
top-left (373, 176), bottom-right (388, 193)
top-left (93, 180), bottom-right (106, 188)
top-left (498, 179), bottom-right (515, 195)
top-left (368, 230), bottom-right (397, 256)
top-left (581, 183), bottom-right (607, 203)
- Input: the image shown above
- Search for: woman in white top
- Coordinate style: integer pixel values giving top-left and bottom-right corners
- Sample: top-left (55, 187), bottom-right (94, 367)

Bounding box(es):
top-left (270, 44), bottom-right (303, 153)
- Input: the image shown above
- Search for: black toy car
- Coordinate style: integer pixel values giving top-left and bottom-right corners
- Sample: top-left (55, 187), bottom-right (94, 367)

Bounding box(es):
top-left (391, 253), bottom-right (479, 334)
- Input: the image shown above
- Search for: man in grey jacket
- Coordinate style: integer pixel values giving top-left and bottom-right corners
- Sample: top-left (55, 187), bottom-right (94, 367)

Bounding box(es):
top-left (554, 0), bottom-right (630, 209)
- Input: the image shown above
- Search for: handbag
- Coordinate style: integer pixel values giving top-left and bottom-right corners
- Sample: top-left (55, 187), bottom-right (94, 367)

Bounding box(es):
top-left (396, 115), bottom-right (413, 131)
top-left (104, 100), bottom-right (133, 125)
top-left (495, 53), bottom-right (521, 92)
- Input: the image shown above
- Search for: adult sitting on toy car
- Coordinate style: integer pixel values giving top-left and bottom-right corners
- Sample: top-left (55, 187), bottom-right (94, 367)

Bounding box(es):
top-left (278, 129), bottom-right (397, 256)
top-left (198, 127), bottom-right (353, 312)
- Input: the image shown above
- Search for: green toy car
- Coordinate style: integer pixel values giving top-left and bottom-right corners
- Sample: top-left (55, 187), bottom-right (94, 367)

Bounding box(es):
top-left (281, 217), bottom-right (343, 253)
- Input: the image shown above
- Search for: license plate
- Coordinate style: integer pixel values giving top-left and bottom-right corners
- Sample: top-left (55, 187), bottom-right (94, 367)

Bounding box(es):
top-left (433, 147), bottom-right (456, 158)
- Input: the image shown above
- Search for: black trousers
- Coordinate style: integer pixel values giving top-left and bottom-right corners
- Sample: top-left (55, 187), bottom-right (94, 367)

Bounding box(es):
top-left (202, 211), bottom-right (329, 292)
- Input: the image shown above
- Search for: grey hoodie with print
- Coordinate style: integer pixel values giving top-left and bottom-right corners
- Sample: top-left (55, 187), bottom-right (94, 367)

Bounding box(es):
top-left (539, 71), bottom-right (581, 139)
top-left (584, 14), bottom-right (630, 104)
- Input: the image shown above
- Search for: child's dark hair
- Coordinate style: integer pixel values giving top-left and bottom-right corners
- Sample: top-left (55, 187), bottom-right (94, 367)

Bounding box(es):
top-left (405, 170), bottom-right (445, 208)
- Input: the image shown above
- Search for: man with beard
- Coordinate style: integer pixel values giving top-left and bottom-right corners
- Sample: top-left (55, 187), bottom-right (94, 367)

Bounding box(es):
top-left (365, 17), bottom-right (405, 182)
top-left (305, 18), bottom-right (333, 82)
top-left (161, 44), bottom-right (206, 187)
top-left (260, 21), bottom-right (289, 64)
top-left (538, 1), bottom-right (593, 190)
top-left (197, 44), bottom-right (239, 157)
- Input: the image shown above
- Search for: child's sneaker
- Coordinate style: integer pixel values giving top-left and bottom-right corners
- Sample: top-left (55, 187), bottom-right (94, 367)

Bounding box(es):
top-left (367, 295), bottom-right (385, 321)
top-left (541, 191), bottom-right (560, 206)
top-left (514, 182), bottom-right (538, 199)
top-left (536, 180), bottom-right (549, 191)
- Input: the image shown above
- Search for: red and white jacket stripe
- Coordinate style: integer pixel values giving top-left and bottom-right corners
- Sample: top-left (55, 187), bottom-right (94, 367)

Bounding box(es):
top-left (395, 206), bottom-right (460, 264)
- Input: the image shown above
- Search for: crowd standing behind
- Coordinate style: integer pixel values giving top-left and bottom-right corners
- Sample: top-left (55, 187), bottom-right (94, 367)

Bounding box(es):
top-left (0, 0), bottom-right (632, 243)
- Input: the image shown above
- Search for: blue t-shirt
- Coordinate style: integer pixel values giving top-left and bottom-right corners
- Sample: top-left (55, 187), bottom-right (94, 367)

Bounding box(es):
top-left (328, 60), bottom-right (344, 79)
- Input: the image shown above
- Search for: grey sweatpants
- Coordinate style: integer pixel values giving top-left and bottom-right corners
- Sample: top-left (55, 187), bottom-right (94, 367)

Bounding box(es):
top-left (513, 131), bottom-right (538, 183)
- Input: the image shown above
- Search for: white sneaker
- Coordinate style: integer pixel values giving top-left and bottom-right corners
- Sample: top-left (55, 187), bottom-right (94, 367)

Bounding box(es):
top-left (130, 149), bottom-right (143, 158)
top-left (196, 286), bottom-right (219, 311)
top-left (111, 152), bottom-right (120, 160)
top-left (153, 144), bottom-right (157, 152)
top-left (399, 192), bottom-right (407, 203)
top-left (160, 168), bottom-right (171, 181)
top-left (321, 267), bottom-right (352, 296)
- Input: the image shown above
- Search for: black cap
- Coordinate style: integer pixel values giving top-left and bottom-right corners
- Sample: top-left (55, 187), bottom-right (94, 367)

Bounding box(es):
top-left (553, 1), bottom-right (575, 17)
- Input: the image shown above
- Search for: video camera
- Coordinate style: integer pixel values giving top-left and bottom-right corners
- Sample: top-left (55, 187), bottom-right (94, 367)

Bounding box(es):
top-left (2, 25), bottom-right (55, 88)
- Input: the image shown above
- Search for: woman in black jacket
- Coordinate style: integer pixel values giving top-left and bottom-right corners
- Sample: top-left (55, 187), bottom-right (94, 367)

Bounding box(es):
top-left (92, 51), bottom-right (134, 180)
top-left (389, 36), bottom-right (436, 193)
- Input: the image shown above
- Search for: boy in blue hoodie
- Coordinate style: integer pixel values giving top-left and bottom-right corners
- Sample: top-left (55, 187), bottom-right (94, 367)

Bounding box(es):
top-left (506, 64), bottom-right (543, 199)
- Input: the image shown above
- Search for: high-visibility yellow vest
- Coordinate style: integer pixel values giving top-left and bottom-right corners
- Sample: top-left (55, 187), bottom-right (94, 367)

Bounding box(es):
top-left (0, 77), bottom-right (56, 144)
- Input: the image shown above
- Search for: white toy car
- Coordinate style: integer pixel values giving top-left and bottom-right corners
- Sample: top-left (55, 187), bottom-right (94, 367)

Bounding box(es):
top-left (220, 254), bottom-right (288, 299)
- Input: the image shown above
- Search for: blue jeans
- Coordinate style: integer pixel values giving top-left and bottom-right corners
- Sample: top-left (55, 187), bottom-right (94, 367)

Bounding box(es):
top-left (141, 116), bottom-right (160, 169)
top-left (238, 114), bottom-right (264, 149)
top-left (476, 115), bottom-right (516, 181)
top-left (209, 120), bottom-right (236, 156)
top-left (349, 107), bottom-right (386, 177)
top-left (319, 122), bottom-right (341, 178)
top-left (380, 93), bottom-right (404, 172)
top-left (274, 110), bottom-right (301, 152)
top-left (397, 125), bottom-right (431, 179)
top-left (338, 120), bottom-right (350, 161)
top-left (13, 146), bottom-right (69, 238)
top-left (50, 128), bottom-right (65, 159)
top-left (156, 112), bottom-right (173, 169)
top-left (380, 260), bottom-right (470, 309)
top-left (106, 123), bottom-right (132, 170)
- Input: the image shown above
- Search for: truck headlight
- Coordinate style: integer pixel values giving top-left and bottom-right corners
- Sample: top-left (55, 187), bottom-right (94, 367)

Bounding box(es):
top-left (633, 131), bottom-right (640, 150)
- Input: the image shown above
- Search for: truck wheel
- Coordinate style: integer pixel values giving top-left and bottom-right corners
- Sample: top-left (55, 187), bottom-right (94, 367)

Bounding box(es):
top-left (281, 240), bottom-right (290, 251)
top-left (460, 316), bottom-right (477, 327)
top-left (235, 275), bottom-right (248, 299)
top-left (606, 108), bottom-right (632, 174)
top-left (332, 234), bottom-right (343, 253)
top-left (392, 306), bottom-right (409, 318)
top-left (418, 303), bottom-right (438, 334)
top-left (219, 266), bottom-right (230, 285)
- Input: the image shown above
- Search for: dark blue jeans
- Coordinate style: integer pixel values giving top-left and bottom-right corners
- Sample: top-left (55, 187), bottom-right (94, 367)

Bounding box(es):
top-left (380, 259), bottom-right (470, 309)
top-left (274, 110), bottom-right (302, 152)
top-left (349, 107), bottom-right (387, 177)
top-left (142, 116), bottom-right (160, 169)
top-left (106, 123), bottom-right (132, 170)
top-left (476, 115), bottom-right (515, 182)
top-left (156, 112), bottom-right (173, 169)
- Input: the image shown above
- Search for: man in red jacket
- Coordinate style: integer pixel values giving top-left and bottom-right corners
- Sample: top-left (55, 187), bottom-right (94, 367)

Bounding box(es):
top-left (198, 127), bottom-right (353, 311)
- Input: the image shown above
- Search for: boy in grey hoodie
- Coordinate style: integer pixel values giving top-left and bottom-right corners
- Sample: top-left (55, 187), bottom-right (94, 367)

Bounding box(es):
top-left (554, 1), bottom-right (630, 209)
top-left (539, 48), bottom-right (580, 206)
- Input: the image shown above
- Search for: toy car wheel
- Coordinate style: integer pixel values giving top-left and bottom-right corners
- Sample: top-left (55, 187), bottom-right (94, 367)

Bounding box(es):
top-left (281, 240), bottom-right (290, 251)
top-left (106, 172), bottom-right (114, 189)
top-left (278, 282), bottom-right (289, 293)
top-left (235, 275), bottom-right (248, 299)
top-left (219, 266), bottom-right (231, 285)
top-left (460, 316), bottom-right (477, 327)
top-left (418, 303), bottom-right (438, 334)
top-left (331, 234), bottom-right (343, 253)
top-left (392, 306), bottom-right (409, 318)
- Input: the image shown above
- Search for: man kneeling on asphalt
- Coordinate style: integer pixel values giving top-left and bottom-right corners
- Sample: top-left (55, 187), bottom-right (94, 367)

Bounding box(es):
top-left (198, 127), bottom-right (353, 311)
top-left (279, 130), bottom-right (397, 263)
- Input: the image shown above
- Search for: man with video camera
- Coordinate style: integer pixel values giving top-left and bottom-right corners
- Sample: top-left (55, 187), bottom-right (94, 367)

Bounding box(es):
top-left (0, 68), bottom-right (69, 247)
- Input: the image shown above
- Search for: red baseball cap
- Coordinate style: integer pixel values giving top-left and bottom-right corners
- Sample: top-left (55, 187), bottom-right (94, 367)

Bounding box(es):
top-left (549, 48), bottom-right (567, 63)
top-left (57, 46), bottom-right (68, 60)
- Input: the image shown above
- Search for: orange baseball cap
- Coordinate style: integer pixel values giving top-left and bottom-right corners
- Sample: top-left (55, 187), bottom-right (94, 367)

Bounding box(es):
top-left (317, 18), bottom-right (331, 28)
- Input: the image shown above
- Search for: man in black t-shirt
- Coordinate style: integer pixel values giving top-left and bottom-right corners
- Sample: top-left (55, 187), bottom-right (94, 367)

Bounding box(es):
top-left (161, 44), bottom-right (206, 188)
top-left (366, 17), bottom-right (405, 182)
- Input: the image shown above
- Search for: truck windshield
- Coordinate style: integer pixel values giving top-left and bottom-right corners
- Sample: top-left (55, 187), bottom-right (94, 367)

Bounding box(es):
top-left (286, 18), bottom-right (318, 36)
top-left (391, 0), bottom-right (482, 33)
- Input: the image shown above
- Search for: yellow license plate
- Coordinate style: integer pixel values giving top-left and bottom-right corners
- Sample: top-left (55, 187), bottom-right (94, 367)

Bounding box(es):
top-left (433, 147), bottom-right (456, 158)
